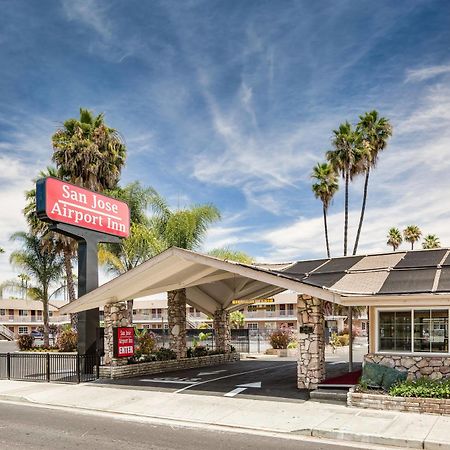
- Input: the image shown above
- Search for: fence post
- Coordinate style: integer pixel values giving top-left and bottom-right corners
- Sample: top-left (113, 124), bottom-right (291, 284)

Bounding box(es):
top-left (76, 354), bottom-right (81, 384)
top-left (7, 353), bottom-right (10, 380)
top-left (46, 353), bottom-right (50, 382)
top-left (96, 352), bottom-right (100, 379)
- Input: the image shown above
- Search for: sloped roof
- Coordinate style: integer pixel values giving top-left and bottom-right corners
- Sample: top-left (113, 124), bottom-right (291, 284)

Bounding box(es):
top-left (60, 247), bottom-right (450, 315)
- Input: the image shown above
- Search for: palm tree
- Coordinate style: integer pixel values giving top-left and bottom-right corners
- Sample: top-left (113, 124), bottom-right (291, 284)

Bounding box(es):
top-left (353, 111), bottom-right (392, 255)
top-left (208, 248), bottom-right (253, 264)
top-left (403, 225), bottom-right (422, 250)
top-left (0, 247), bottom-right (4, 254)
top-left (387, 228), bottom-right (403, 251)
top-left (9, 232), bottom-right (64, 346)
top-left (327, 122), bottom-right (362, 256)
top-left (24, 167), bottom-right (78, 329)
top-left (423, 234), bottom-right (441, 249)
top-left (152, 200), bottom-right (221, 358)
top-left (230, 311), bottom-right (245, 329)
top-left (311, 162), bottom-right (339, 258)
top-left (52, 108), bottom-right (126, 191)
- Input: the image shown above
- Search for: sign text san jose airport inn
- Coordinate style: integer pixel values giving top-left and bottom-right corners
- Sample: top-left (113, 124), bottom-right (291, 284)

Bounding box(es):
top-left (37, 177), bottom-right (130, 238)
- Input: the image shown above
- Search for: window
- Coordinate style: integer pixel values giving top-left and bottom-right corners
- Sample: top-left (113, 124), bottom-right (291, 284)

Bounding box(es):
top-left (18, 326), bottom-right (28, 335)
top-left (19, 310), bottom-right (28, 316)
top-left (248, 323), bottom-right (258, 330)
top-left (378, 309), bottom-right (449, 354)
top-left (0, 309), bottom-right (5, 316)
top-left (266, 305), bottom-right (275, 312)
top-left (279, 304), bottom-right (286, 315)
top-left (362, 321), bottom-right (366, 331)
top-left (247, 305), bottom-right (257, 312)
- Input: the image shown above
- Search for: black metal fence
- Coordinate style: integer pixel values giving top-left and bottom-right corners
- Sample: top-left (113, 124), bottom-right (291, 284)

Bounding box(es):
top-left (0, 353), bottom-right (99, 383)
top-left (143, 328), bottom-right (250, 353)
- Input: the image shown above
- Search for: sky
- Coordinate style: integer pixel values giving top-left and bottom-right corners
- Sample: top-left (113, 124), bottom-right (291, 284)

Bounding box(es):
top-left (1, 0), bottom-right (450, 284)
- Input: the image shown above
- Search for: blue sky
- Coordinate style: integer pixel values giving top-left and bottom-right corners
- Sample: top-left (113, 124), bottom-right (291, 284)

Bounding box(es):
top-left (1, 0), bottom-right (450, 282)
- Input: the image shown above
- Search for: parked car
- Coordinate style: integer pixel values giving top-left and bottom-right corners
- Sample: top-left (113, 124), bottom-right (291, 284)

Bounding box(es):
top-left (30, 330), bottom-right (44, 339)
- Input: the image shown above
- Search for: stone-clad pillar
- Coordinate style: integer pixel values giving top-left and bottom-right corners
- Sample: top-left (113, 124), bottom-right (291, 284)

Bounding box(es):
top-left (213, 308), bottom-right (231, 353)
top-left (168, 289), bottom-right (187, 359)
top-left (297, 294), bottom-right (325, 389)
top-left (104, 302), bottom-right (131, 366)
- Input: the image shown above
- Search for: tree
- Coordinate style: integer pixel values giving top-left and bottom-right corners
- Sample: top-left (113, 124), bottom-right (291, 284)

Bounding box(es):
top-left (9, 232), bottom-right (64, 347)
top-left (152, 200), bottom-right (221, 358)
top-left (311, 162), bottom-right (339, 258)
top-left (0, 247), bottom-right (4, 254)
top-left (327, 122), bottom-right (362, 256)
top-left (387, 228), bottom-right (403, 251)
top-left (24, 167), bottom-right (78, 328)
top-left (423, 234), bottom-right (441, 249)
top-left (353, 111), bottom-right (392, 255)
top-left (208, 248), bottom-right (253, 264)
top-left (52, 108), bottom-right (126, 191)
top-left (403, 225), bottom-right (422, 250)
top-left (230, 311), bottom-right (245, 329)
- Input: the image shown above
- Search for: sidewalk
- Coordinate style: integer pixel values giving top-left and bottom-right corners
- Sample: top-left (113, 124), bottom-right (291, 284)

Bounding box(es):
top-left (0, 380), bottom-right (449, 449)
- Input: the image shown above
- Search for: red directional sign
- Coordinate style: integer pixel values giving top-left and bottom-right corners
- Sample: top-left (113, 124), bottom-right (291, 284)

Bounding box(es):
top-left (36, 177), bottom-right (130, 238)
top-left (114, 327), bottom-right (135, 358)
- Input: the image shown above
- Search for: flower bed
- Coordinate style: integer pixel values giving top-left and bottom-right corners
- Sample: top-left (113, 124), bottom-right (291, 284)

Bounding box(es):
top-left (99, 351), bottom-right (240, 379)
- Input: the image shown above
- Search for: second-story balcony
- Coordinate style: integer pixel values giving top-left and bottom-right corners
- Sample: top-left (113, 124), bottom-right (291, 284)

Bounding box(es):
top-left (0, 315), bottom-right (71, 324)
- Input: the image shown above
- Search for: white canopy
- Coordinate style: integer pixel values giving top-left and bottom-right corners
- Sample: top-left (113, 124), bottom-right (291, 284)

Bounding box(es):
top-left (60, 247), bottom-right (339, 315)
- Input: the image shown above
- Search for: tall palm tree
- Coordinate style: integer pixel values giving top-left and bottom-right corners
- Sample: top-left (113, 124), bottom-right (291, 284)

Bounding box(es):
top-left (423, 234), bottom-right (441, 249)
top-left (152, 200), bottom-right (221, 358)
top-left (387, 227), bottom-right (403, 251)
top-left (403, 225), bottom-right (422, 250)
top-left (353, 111), bottom-right (392, 255)
top-left (326, 122), bottom-right (362, 256)
top-left (9, 232), bottom-right (64, 346)
top-left (52, 108), bottom-right (126, 191)
top-left (311, 162), bottom-right (339, 258)
top-left (24, 167), bottom-right (78, 328)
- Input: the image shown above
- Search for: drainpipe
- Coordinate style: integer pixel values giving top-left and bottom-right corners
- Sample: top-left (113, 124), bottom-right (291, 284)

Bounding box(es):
top-left (348, 306), bottom-right (353, 372)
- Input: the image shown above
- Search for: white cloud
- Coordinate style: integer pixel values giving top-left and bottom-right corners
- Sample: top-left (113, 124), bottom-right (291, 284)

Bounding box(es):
top-left (406, 64), bottom-right (450, 82)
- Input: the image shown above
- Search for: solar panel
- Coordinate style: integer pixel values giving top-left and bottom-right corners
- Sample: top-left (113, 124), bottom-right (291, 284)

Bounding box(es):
top-left (436, 267), bottom-right (450, 292)
top-left (281, 259), bottom-right (329, 277)
top-left (378, 268), bottom-right (437, 294)
top-left (395, 249), bottom-right (447, 269)
top-left (302, 272), bottom-right (348, 288)
top-left (313, 255), bottom-right (364, 273)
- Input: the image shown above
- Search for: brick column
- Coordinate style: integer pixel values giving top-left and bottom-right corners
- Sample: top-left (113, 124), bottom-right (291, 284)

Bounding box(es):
top-left (297, 294), bottom-right (325, 389)
top-left (168, 289), bottom-right (187, 359)
top-left (104, 302), bottom-right (131, 366)
top-left (213, 308), bottom-right (231, 353)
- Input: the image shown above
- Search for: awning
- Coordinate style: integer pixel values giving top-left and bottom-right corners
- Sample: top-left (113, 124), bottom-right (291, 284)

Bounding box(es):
top-left (60, 247), bottom-right (339, 315)
top-left (60, 247), bottom-right (450, 315)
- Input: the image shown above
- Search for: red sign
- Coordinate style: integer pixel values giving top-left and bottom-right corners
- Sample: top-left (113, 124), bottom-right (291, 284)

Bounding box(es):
top-left (114, 327), bottom-right (135, 358)
top-left (37, 178), bottom-right (130, 237)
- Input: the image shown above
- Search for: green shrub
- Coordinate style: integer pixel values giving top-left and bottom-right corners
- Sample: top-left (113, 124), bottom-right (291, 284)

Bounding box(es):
top-left (287, 341), bottom-right (298, 349)
top-left (18, 334), bottom-right (34, 350)
top-left (155, 347), bottom-right (177, 361)
top-left (360, 362), bottom-right (407, 391)
top-left (269, 328), bottom-right (293, 349)
top-left (192, 346), bottom-right (208, 357)
top-left (57, 328), bottom-right (78, 352)
top-left (389, 377), bottom-right (450, 399)
top-left (136, 329), bottom-right (157, 355)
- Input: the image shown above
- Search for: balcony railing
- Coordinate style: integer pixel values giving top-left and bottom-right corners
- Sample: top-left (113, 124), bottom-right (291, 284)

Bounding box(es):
top-left (0, 315), bottom-right (71, 324)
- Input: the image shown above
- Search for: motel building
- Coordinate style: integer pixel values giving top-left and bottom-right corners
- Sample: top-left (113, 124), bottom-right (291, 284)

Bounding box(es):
top-left (60, 246), bottom-right (450, 389)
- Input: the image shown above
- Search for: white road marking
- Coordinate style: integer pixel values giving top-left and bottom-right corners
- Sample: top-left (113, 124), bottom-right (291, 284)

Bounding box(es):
top-left (174, 362), bottom-right (296, 394)
top-left (197, 370), bottom-right (227, 376)
top-left (224, 387), bottom-right (247, 397)
top-left (140, 378), bottom-right (201, 384)
top-left (237, 381), bottom-right (261, 388)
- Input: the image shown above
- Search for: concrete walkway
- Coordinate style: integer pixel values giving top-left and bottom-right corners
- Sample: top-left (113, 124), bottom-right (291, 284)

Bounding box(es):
top-left (0, 380), bottom-right (449, 449)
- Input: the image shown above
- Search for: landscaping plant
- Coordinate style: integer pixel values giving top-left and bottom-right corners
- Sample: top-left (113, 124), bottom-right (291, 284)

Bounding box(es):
top-left (56, 326), bottom-right (78, 352)
top-left (269, 326), bottom-right (293, 349)
top-left (18, 333), bottom-right (34, 351)
top-left (389, 377), bottom-right (450, 399)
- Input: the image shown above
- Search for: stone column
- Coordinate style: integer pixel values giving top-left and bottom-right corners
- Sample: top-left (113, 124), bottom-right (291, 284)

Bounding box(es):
top-left (104, 301), bottom-right (132, 366)
top-left (297, 294), bottom-right (325, 389)
top-left (168, 289), bottom-right (187, 359)
top-left (213, 308), bottom-right (231, 353)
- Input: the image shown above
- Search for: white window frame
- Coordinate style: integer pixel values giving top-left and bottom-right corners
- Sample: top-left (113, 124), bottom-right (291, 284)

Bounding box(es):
top-left (18, 326), bottom-right (28, 335)
top-left (375, 306), bottom-right (450, 356)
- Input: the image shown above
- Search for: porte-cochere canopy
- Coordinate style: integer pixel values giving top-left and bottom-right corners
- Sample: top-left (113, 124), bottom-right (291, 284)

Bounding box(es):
top-left (60, 247), bottom-right (450, 316)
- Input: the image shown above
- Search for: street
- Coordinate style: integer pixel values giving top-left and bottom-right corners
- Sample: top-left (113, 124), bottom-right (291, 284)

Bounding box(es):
top-left (0, 402), bottom-right (369, 450)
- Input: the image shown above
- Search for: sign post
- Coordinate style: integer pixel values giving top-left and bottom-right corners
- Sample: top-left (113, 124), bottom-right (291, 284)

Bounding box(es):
top-left (36, 177), bottom-right (130, 355)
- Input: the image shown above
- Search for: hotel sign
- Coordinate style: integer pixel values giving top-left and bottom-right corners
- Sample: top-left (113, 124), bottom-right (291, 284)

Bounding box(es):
top-left (36, 177), bottom-right (130, 238)
top-left (113, 327), bottom-right (135, 358)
